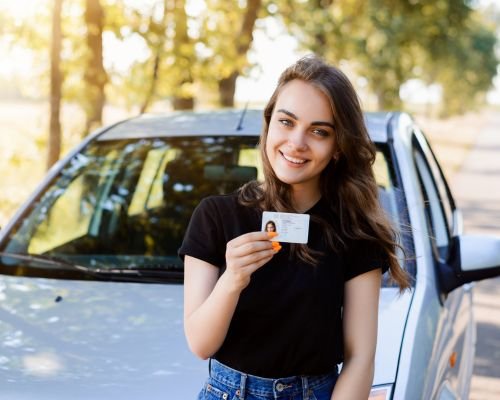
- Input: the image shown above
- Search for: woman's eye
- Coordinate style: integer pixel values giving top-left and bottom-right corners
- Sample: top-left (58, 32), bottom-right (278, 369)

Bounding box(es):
top-left (312, 128), bottom-right (329, 137)
top-left (279, 119), bottom-right (293, 127)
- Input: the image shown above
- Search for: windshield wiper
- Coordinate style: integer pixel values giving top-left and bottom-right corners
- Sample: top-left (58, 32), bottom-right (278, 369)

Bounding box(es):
top-left (91, 266), bottom-right (183, 283)
top-left (0, 253), bottom-right (182, 283)
top-left (0, 252), bottom-right (95, 272)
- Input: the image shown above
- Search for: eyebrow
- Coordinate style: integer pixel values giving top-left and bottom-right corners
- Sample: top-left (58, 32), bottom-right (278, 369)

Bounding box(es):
top-left (276, 108), bottom-right (335, 130)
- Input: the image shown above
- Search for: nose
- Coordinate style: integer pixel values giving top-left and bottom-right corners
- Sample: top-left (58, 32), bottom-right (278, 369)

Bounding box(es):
top-left (287, 128), bottom-right (307, 151)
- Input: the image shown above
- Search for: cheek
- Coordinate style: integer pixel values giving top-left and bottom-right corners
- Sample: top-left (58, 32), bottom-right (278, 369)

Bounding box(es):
top-left (264, 132), bottom-right (278, 159)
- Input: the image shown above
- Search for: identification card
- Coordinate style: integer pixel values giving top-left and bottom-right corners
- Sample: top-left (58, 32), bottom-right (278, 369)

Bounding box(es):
top-left (261, 211), bottom-right (310, 244)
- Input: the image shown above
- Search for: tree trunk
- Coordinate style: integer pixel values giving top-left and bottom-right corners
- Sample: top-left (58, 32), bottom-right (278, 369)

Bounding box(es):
top-left (48, 0), bottom-right (63, 170)
top-left (217, 0), bottom-right (262, 107)
top-left (218, 72), bottom-right (238, 108)
top-left (172, 96), bottom-right (194, 110)
top-left (171, 0), bottom-right (194, 110)
top-left (140, 0), bottom-right (168, 114)
top-left (84, 0), bottom-right (107, 134)
top-left (140, 52), bottom-right (160, 114)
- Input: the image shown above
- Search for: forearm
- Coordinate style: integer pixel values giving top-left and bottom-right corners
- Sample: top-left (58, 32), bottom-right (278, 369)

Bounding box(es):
top-left (331, 356), bottom-right (374, 400)
top-left (184, 272), bottom-right (241, 359)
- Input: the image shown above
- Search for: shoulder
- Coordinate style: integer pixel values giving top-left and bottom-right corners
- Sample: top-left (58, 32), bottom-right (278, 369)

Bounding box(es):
top-left (200, 192), bottom-right (241, 211)
top-left (198, 192), bottom-right (259, 218)
top-left (192, 192), bottom-right (261, 243)
top-left (344, 239), bottom-right (390, 281)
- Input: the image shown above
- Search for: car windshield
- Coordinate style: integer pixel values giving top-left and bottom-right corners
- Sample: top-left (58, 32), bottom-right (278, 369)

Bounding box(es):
top-left (0, 135), bottom-right (401, 284)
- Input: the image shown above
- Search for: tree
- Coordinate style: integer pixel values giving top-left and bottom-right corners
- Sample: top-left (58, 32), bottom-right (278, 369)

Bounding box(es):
top-left (272, 0), bottom-right (497, 113)
top-left (83, 0), bottom-right (107, 133)
top-left (48, 0), bottom-right (63, 169)
top-left (434, 21), bottom-right (498, 116)
top-left (218, 0), bottom-right (262, 107)
top-left (114, 0), bottom-right (196, 111)
top-left (199, 0), bottom-right (263, 107)
top-left (170, 0), bottom-right (195, 110)
top-left (139, 0), bottom-right (169, 113)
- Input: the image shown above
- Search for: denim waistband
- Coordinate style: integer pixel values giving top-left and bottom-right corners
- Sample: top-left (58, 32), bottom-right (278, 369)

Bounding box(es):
top-left (208, 359), bottom-right (338, 399)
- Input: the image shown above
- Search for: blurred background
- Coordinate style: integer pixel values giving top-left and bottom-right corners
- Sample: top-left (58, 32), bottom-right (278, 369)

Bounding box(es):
top-left (0, 0), bottom-right (499, 227)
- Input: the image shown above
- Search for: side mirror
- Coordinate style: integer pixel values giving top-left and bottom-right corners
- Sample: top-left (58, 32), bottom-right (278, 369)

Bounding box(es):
top-left (439, 234), bottom-right (500, 294)
top-left (459, 234), bottom-right (500, 279)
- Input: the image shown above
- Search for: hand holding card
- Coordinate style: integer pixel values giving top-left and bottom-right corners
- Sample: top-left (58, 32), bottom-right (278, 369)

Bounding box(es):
top-left (262, 211), bottom-right (310, 244)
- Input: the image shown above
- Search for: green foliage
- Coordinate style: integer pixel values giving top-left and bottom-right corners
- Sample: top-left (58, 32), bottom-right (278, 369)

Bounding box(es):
top-left (271, 0), bottom-right (498, 114)
top-left (1, 0), bottom-right (497, 117)
top-left (106, 0), bottom-right (197, 110)
top-left (434, 20), bottom-right (498, 116)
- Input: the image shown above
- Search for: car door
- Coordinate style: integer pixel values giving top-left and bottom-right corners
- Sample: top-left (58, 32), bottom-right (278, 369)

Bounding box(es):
top-left (412, 129), bottom-right (475, 400)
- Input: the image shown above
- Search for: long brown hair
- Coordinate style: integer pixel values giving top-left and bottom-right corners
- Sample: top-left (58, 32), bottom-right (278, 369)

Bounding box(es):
top-left (239, 55), bottom-right (411, 291)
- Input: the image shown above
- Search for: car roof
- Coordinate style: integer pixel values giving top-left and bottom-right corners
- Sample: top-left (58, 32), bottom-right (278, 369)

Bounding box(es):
top-left (97, 109), bottom-right (393, 143)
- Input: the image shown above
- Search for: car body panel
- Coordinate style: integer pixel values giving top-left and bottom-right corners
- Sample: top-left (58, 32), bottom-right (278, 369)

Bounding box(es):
top-left (388, 114), bottom-right (476, 400)
top-left (0, 275), bottom-right (206, 399)
top-left (98, 110), bottom-right (265, 140)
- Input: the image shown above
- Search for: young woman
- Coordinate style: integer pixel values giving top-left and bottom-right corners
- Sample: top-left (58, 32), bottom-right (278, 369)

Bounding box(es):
top-left (180, 56), bottom-right (410, 400)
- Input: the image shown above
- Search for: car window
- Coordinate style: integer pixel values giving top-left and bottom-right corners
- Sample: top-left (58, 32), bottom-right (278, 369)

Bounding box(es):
top-left (373, 150), bottom-right (400, 227)
top-left (1, 137), bottom-right (399, 283)
top-left (2, 136), bottom-right (260, 268)
top-left (412, 133), bottom-right (453, 260)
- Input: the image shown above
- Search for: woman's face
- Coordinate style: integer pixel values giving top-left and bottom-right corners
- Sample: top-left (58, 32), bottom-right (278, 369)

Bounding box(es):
top-left (265, 222), bottom-right (276, 232)
top-left (265, 79), bottom-right (336, 193)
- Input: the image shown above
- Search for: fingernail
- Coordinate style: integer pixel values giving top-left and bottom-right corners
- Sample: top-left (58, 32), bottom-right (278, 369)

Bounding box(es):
top-left (267, 232), bottom-right (278, 238)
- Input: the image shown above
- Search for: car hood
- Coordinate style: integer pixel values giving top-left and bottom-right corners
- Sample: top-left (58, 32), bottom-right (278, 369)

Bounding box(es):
top-left (0, 276), bottom-right (411, 399)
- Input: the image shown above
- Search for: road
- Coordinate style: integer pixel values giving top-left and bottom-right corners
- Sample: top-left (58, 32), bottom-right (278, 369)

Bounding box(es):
top-left (451, 111), bottom-right (500, 400)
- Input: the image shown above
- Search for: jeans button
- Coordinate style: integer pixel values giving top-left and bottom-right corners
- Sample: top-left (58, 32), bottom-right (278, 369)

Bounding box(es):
top-left (276, 383), bottom-right (284, 392)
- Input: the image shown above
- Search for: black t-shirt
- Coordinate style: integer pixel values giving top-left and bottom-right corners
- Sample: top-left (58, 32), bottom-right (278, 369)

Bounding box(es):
top-left (179, 193), bottom-right (388, 378)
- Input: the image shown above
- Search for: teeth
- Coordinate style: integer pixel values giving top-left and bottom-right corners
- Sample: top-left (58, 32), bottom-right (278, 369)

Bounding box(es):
top-left (282, 153), bottom-right (307, 164)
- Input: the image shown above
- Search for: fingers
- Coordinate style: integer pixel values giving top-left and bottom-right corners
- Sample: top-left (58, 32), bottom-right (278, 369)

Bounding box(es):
top-left (228, 231), bottom-right (278, 248)
top-left (224, 231), bottom-right (282, 291)
top-left (231, 247), bottom-right (276, 269)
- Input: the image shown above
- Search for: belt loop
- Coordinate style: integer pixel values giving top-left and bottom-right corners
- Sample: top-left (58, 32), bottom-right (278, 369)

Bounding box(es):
top-left (302, 376), bottom-right (309, 400)
top-left (238, 373), bottom-right (247, 400)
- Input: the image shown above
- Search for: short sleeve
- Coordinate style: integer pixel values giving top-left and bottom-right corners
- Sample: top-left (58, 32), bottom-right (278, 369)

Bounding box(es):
top-left (344, 239), bottom-right (390, 281)
top-left (178, 197), bottom-right (226, 268)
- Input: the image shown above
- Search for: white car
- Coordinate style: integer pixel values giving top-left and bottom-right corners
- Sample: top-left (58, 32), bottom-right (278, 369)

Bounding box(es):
top-left (0, 110), bottom-right (499, 399)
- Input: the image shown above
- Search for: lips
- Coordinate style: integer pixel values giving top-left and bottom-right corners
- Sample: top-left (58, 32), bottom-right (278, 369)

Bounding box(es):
top-left (280, 151), bottom-right (308, 165)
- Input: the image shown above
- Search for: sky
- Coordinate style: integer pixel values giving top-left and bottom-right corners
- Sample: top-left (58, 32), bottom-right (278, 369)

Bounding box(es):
top-left (0, 0), bottom-right (499, 105)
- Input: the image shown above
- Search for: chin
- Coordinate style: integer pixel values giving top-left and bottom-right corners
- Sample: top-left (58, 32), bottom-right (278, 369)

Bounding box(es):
top-left (274, 175), bottom-right (303, 186)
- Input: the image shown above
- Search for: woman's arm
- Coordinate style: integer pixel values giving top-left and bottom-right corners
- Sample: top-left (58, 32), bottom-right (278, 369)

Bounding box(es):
top-left (184, 231), bottom-right (277, 359)
top-left (331, 268), bottom-right (382, 400)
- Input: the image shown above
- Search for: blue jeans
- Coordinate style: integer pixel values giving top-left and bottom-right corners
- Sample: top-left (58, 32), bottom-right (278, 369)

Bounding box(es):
top-left (197, 359), bottom-right (339, 400)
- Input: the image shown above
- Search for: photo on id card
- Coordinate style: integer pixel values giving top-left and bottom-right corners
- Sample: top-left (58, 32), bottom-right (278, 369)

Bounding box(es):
top-left (261, 211), bottom-right (310, 244)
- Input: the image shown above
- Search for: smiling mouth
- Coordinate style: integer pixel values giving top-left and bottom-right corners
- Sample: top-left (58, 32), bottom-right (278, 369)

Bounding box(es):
top-left (280, 151), bottom-right (308, 165)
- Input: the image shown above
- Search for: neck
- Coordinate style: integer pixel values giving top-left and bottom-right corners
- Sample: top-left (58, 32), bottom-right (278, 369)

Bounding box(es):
top-left (291, 184), bottom-right (321, 213)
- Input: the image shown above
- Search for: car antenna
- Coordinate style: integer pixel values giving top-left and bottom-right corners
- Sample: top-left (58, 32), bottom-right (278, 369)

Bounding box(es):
top-left (236, 102), bottom-right (249, 131)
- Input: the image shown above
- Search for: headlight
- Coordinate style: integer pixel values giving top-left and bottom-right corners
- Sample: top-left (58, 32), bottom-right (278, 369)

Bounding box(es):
top-left (369, 384), bottom-right (393, 400)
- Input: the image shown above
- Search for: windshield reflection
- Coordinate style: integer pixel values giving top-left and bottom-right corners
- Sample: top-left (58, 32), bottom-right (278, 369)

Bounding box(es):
top-left (1, 136), bottom-right (261, 275)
